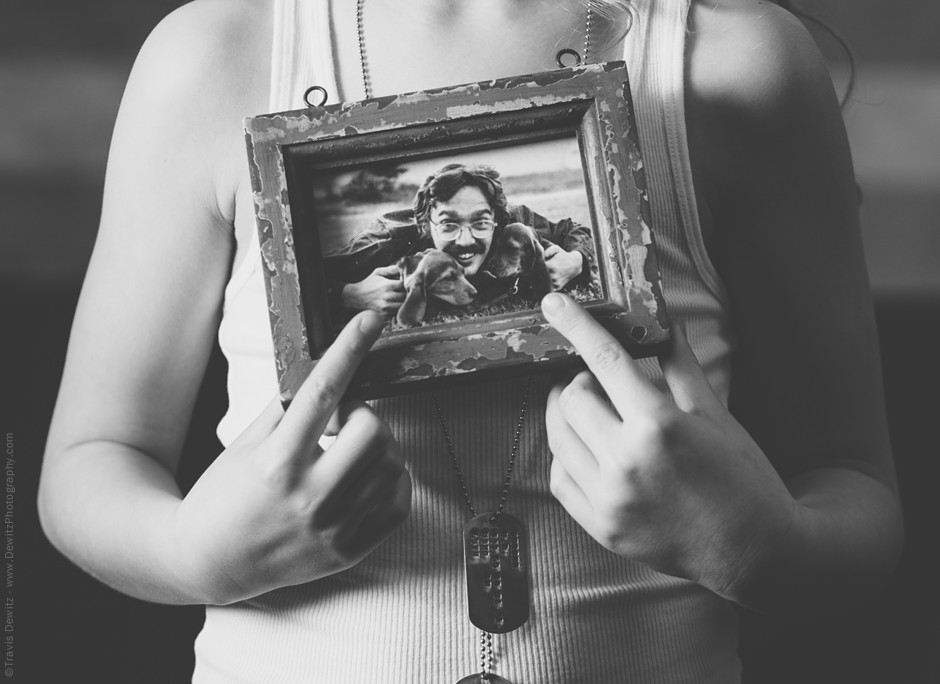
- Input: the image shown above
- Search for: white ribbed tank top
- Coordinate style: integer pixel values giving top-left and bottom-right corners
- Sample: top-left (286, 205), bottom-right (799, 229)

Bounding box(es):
top-left (199, 1), bottom-right (739, 682)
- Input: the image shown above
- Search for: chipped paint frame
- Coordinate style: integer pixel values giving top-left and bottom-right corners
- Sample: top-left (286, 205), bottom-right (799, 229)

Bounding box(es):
top-left (245, 62), bottom-right (669, 401)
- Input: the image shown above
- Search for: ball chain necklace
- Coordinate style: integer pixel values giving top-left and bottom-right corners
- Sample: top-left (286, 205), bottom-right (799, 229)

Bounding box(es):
top-left (355, 0), bottom-right (595, 100)
top-left (354, 3), bottom-right (592, 681)
top-left (433, 380), bottom-right (532, 684)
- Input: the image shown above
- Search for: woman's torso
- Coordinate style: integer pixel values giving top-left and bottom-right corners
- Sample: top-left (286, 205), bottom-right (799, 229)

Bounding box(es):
top-left (203, 1), bottom-right (740, 682)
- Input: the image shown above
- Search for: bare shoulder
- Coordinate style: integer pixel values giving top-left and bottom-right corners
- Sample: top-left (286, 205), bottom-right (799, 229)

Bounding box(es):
top-left (122, 0), bottom-right (271, 151)
top-left (136, 0), bottom-right (271, 92)
top-left (109, 0), bottom-right (273, 221)
top-left (119, 0), bottom-right (272, 158)
top-left (687, 0), bottom-right (834, 116)
top-left (685, 0), bottom-right (855, 225)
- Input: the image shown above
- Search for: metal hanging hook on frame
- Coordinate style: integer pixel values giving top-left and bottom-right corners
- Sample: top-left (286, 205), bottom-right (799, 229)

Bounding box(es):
top-left (302, 85), bottom-right (329, 108)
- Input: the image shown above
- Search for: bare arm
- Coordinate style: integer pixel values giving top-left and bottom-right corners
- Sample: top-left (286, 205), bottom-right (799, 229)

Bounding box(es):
top-left (688, 1), bottom-right (902, 612)
top-left (542, 0), bottom-right (902, 617)
top-left (37, 0), bottom-right (410, 605)
top-left (37, 1), bottom-right (244, 602)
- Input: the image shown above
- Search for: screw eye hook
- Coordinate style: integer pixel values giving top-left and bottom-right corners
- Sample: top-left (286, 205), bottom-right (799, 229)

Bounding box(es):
top-left (303, 85), bottom-right (329, 108)
top-left (555, 49), bottom-right (582, 69)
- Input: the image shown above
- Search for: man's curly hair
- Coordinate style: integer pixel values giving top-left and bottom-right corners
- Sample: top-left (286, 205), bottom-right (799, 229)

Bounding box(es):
top-left (413, 163), bottom-right (512, 237)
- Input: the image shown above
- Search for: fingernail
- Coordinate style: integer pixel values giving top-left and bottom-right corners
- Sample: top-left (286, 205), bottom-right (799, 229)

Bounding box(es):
top-left (542, 293), bottom-right (567, 317)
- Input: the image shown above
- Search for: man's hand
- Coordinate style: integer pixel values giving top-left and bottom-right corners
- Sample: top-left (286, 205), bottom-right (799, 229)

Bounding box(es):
top-left (541, 293), bottom-right (795, 600)
top-left (341, 264), bottom-right (405, 316)
top-left (543, 244), bottom-right (583, 290)
top-left (173, 310), bottom-right (412, 605)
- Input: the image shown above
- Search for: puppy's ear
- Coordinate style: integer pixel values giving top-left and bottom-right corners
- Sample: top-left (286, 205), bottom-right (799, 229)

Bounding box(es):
top-left (527, 236), bottom-right (554, 300)
top-left (398, 253), bottom-right (423, 284)
top-left (397, 258), bottom-right (428, 328)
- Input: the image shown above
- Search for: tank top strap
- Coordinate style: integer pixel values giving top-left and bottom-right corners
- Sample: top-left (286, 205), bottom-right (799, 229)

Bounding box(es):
top-left (270, 0), bottom-right (340, 112)
top-left (625, 0), bottom-right (730, 306)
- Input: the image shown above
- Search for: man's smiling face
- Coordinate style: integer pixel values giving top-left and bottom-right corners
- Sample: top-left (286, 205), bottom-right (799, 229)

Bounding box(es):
top-left (428, 186), bottom-right (494, 276)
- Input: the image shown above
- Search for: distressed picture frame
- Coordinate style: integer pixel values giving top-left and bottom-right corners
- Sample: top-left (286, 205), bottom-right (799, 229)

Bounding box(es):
top-left (245, 62), bottom-right (669, 401)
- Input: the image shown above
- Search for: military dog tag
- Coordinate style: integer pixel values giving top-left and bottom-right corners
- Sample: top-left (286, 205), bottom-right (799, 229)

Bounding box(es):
top-left (464, 512), bottom-right (530, 634)
top-left (456, 676), bottom-right (513, 684)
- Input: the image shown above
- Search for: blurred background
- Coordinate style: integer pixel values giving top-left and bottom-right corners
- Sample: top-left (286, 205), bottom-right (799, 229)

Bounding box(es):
top-left (2, 1), bottom-right (937, 681)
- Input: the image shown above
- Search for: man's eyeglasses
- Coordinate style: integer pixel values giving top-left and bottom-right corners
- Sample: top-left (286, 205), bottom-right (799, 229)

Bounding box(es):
top-left (430, 219), bottom-right (496, 241)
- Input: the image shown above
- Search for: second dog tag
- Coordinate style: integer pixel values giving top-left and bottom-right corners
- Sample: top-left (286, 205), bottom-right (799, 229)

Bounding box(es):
top-left (463, 512), bottom-right (530, 634)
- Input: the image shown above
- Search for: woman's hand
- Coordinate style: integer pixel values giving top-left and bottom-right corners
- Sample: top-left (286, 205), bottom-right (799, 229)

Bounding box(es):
top-left (173, 310), bottom-right (412, 605)
top-left (543, 244), bottom-right (583, 290)
top-left (341, 264), bottom-right (406, 316)
top-left (541, 293), bottom-right (796, 600)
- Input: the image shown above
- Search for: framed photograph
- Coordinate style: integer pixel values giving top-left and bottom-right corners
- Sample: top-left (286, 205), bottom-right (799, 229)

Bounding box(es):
top-left (245, 62), bottom-right (669, 401)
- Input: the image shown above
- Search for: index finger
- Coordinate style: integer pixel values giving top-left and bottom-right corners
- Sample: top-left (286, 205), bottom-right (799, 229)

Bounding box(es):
top-left (541, 293), bottom-right (664, 411)
top-left (276, 310), bottom-right (385, 447)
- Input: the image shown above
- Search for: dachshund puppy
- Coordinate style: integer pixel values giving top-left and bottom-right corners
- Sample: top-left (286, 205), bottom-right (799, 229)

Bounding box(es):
top-left (396, 249), bottom-right (478, 327)
top-left (480, 222), bottom-right (554, 301)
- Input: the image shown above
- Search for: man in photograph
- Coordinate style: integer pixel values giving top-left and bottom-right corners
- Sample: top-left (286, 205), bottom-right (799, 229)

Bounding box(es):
top-left (323, 163), bottom-right (597, 322)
